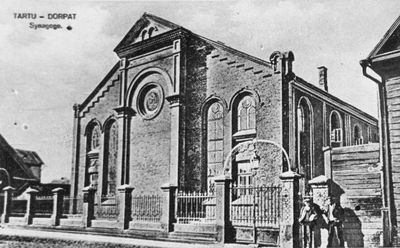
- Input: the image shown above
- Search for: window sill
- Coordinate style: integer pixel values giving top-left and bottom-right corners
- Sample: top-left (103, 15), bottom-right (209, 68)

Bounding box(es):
top-left (233, 129), bottom-right (256, 142)
top-left (87, 149), bottom-right (99, 159)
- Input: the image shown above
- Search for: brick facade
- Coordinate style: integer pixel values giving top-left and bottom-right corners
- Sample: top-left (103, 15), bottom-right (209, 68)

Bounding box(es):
top-left (69, 13), bottom-right (379, 236)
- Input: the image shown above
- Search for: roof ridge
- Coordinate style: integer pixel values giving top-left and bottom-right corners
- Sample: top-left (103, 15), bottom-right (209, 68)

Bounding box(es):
top-left (115, 13), bottom-right (272, 67)
top-left (194, 34), bottom-right (272, 67)
top-left (143, 12), bottom-right (182, 29)
top-left (293, 75), bottom-right (377, 122)
top-left (367, 14), bottom-right (400, 58)
top-left (0, 134), bottom-right (38, 179)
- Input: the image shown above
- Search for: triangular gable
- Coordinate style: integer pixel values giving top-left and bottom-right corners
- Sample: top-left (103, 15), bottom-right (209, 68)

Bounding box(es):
top-left (114, 12), bottom-right (181, 52)
top-left (368, 15), bottom-right (400, 58)
top-left (114, 13), bottom-right (272, 68)
top-left (0, 134), bottom-right (37, 180)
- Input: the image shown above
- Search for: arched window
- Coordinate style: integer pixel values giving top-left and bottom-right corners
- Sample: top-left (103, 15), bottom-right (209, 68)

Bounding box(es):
top-left (148, 27), bottom-right (155, 38)
top-left (102, 120), bottom-right (118, 197)
top-left (207, 102), bottom-right (224, 193)
top-left (297, 98), bottom-right (313, 194)
top-left (231, 95), bottom-right (256, 191)
top-left (237, 96), bottom-right (256, 131)
top-left (85, 123), bottom-right (101, 187)
top-left (91, 125), bottom-right (101, 151)
top-left (330, 111), bottom-right (342, 147)
top-left (354, 125), bottom-right (363, 145)
top-left (141, 30), bottom-right (147, 41)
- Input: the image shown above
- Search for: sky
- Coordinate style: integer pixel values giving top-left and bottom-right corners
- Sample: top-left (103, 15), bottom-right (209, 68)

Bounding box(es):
top-left (0, 0), bottom-right (399, 182)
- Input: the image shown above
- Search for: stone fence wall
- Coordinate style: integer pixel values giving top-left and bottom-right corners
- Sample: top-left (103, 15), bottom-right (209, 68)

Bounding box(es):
top-left (0, 173), bottom-right (302, 247)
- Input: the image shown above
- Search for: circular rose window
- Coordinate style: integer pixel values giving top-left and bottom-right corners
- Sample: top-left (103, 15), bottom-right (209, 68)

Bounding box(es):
top-left (137, 83), bottom-right (164, 119)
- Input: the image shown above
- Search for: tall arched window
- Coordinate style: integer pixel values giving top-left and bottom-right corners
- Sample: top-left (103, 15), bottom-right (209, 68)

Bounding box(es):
top-left (330, 111), bottom-right (343, 147)
top-left (207, 102), bottom-right (224, 193)
top-left (231, 95), bottom-right (256, 191)
top-left (237, 96), bottom-right (256, 131)
top-left (297, 98), bottom-right (313, 193)
top-left (102, 120), bottom-right (118, 197)
top-left (354, 125), bottom-right (363, 145)
top-left (85, 123), bottom-right (101, 187)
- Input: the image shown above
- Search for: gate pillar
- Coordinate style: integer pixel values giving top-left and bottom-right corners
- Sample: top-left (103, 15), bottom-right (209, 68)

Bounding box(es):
top-left (309, 175), bottom-right (330, 248)
top-left (160, 184), bottom-right (177, 232)
top-left (24, 187), bottom-right (39, 225)
top-left (309, 175), bottom-right (330, 208)
top-left (1, 186), bottom-right (15, 223)
top-left (117, 184), bottom-right (134, 229)
top-left (215, 175), bottom-right (231, 243)
top-left (51, 187), bottom-right (64, 226)
top-left (279, 170), bottom-right (301, 248)
top-left (82, 186), bottom-right (96, 227)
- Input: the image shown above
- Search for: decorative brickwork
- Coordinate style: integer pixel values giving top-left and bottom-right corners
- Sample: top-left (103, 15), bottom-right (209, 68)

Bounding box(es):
top-left (66, 13), bottom-right (380, 244)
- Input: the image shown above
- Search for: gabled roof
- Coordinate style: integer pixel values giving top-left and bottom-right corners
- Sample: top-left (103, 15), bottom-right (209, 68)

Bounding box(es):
top-left (82, 13), bottom-right (273, 111)
top-left (292, 75), bottom-right (378, 125)
top-left (114, 12), bottom-right (272, 67)
top-left (368, 15), bottom-right (400, 59)
top-left (15, 149), bottom-right (44, 166)
top-left (114, 12), bottom-right (182, 52)
top-left (0, 134), bottom-right (38, 180)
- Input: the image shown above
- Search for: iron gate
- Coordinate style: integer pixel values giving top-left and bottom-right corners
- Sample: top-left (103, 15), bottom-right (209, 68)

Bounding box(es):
top-left (230, 184), bottom-right (282, 245)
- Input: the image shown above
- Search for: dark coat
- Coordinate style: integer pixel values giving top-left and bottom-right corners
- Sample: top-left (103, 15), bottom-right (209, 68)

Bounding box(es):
top-left (325, 203), bottom-right (344, 223)
top-left (299, 203), bottom-right (322, 225)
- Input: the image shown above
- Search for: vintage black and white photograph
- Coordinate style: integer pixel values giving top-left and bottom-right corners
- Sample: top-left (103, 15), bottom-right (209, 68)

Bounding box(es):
top-left (0, 0), bottom-right (400, 247)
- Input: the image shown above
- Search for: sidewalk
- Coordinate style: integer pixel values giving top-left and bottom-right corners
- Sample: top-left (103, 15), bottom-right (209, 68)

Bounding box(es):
top-left (0, 226), bottom-right (256, 248)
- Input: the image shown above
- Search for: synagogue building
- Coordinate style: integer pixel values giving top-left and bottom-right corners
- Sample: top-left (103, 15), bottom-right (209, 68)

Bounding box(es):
top-left (67, 13), bottom-right (379, 245)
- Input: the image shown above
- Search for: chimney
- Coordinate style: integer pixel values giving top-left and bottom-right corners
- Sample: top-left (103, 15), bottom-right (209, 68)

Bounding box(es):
top-left (318, 66), bottom-right (328, 91)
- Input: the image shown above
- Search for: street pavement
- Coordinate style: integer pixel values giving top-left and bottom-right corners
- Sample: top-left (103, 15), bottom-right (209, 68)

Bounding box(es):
top-left (0, 226), bottom-right (260, 248)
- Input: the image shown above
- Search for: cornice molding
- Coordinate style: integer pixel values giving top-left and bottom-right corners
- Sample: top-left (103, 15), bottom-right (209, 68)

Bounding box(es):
top-left (291, 81), bottom-right (378, 126)
top-left (113, 106), bottom-right (136, 117)
top-left (115, 28), bottom-right (190, 58)
top-left (166, 94), bottom-right (183, 105)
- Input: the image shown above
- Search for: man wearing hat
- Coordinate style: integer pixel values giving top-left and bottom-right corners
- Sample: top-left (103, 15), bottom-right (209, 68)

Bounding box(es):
top-left (299, 195), bottom-right (321, 248)
top-left (323, 195), bottom-right (345, 248)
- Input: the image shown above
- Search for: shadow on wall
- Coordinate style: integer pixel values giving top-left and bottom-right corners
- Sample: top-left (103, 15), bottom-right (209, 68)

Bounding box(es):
top-left (343, 208), bottom-right (364, 248)
top-left (312, 207), bottom-right (363, 248)
top-left (331, 181), bottom-right (364, 248)
top-left (330, 181), bottom-right (345, 198)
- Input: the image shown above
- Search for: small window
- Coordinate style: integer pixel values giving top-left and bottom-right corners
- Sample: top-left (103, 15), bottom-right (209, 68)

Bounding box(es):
top-left (237, 162), bottom-right (252, 195)
top-left (141, 30), bottom-right (147, 41)
top-left (331, 129), bottom-right (342, 143)
top-left (148, 27), bottom-right (155, 38)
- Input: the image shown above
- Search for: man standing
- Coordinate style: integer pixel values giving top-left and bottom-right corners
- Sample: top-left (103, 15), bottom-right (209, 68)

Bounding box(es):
top-left (324, 196), bottom-right (345, 248)
top-left (299, 195), bottom-right (321, 248)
